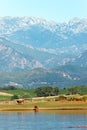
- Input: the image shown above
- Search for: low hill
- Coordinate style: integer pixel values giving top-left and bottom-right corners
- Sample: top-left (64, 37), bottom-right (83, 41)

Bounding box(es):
top-left (0, 65), bottom-right (87, 88)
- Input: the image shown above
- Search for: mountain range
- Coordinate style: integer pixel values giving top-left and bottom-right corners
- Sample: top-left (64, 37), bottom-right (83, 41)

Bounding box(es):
top-left (0, 17), bottom-right (87, 88)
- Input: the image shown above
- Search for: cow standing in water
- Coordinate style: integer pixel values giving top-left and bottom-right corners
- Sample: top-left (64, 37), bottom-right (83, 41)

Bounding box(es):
top-left (33, 105), bottom-right (39, 112)
top-left (16, 99), bottom-right (24, 104)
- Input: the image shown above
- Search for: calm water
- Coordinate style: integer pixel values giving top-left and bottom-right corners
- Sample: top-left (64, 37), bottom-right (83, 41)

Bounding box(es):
top-left (0, 110), bottom-right (87, 130)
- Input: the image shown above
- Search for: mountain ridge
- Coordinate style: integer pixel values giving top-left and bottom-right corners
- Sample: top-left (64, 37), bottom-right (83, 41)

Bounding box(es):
top-left (0, 17), bottom-right (87, 88)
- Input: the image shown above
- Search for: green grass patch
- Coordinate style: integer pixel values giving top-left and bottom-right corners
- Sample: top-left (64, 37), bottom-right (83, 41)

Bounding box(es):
top-left (0, 96), bottom-right (11, 101)
top-left (0, 88), bottom-right (36, 100)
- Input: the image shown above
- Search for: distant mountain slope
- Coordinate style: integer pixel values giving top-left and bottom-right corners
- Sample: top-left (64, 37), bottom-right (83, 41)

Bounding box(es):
top-left (0, 17), bottom-right (86, 48)
top-left (0, 37), bottom-right (43, 72)
top-left (0, 17), bottom-right (87, 71)
top-left (0, 17), bottom-right (87, 88)
top-left (0, 65), bottom-right (87, 88)
top-left (71, 50), bottom-right (87, 67)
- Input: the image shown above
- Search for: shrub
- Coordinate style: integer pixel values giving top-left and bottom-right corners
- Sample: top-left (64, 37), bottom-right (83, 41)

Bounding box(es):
top-left (11, 95), bottom-right (19, 100)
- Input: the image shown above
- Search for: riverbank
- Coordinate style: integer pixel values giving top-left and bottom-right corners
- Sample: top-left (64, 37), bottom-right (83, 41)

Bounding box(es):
top-left (0, 100), bottom-right (87, 111)
top-left (1, 107), bottom-right (87, 112)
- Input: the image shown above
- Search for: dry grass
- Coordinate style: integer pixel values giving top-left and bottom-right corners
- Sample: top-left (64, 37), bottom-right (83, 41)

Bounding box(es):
top-left (0, 100), bottom-right (87, 111)
top-left (0, 92), bottom-right (13, 96)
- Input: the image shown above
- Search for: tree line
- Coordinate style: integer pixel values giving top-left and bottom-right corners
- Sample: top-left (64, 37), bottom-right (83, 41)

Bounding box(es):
top-left (0, 85), bottom-right (87, 98)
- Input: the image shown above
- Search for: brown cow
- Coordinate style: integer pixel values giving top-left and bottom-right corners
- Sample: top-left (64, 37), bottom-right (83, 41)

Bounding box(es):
top-left (33, 105), bottom-right (39, 112)
top-left (16, 99), bottom-right (24, 104)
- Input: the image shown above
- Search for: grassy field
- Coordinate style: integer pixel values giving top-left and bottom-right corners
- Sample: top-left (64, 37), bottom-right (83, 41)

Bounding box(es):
top-left (0, 88), bottom-right (87, 111)
top-left (0, 88), bottom-right (36, 101)
top-left (0, 99), bottom-right (87, 111)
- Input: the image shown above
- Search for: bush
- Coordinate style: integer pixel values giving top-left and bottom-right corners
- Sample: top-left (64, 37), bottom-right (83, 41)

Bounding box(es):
top-left (11, 95), bottom-right (19, 100)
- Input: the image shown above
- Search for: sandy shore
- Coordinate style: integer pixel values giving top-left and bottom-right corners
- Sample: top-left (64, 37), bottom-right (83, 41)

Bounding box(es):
top-left (0, 107), bottom-right (87, 112)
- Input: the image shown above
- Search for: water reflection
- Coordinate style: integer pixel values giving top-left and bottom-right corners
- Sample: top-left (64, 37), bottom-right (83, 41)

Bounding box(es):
top-left (0, 110), bottom-right (87, 130)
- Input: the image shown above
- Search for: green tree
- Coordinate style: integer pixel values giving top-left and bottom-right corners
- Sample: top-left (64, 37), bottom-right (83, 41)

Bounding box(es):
top-left (68, 86), bottom-right (79, 95)
top-left (35, 86), bottom-right (59, 97)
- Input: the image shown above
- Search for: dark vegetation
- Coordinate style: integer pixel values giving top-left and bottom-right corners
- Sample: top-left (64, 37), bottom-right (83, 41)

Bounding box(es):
top-left (0, 85), bottom-right (87, 101)
top-left (35, 86), bottom-right (59, 97)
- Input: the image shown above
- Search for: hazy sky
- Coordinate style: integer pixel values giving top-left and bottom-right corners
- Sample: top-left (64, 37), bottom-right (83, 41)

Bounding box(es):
top-left (0, 0), bottom-right (87, 22)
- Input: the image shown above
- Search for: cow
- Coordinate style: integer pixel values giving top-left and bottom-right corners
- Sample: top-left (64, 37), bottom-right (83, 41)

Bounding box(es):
top-left (16, 99), bottom-right (24, 104)
top-left (33, 105), bottom-right (39, 112)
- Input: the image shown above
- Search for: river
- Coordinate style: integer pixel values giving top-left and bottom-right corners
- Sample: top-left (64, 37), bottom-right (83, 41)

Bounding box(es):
top-left (0, 110), bottom-right (87, 130)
